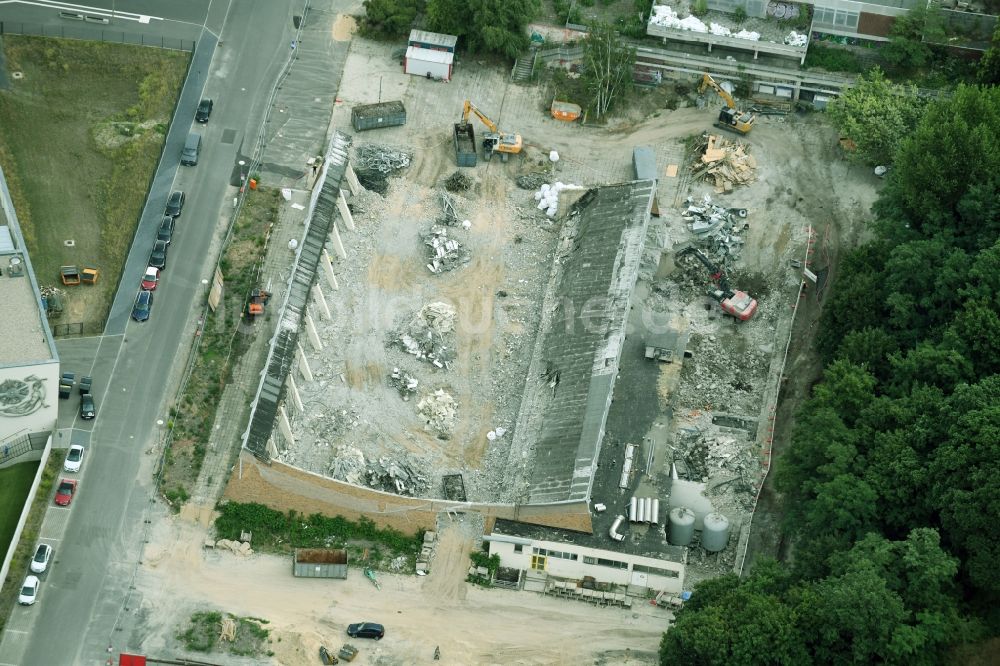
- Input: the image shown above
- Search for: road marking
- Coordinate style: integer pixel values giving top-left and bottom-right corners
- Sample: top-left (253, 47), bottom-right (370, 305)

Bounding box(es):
top-left (49, 506), bottom-right (71, 511)
top-left (4, 630), bottom-right (28, 634)
top-left (0, 0), bottom-right (162, 23)
top-left (38, 537), bottom-right (61, 542)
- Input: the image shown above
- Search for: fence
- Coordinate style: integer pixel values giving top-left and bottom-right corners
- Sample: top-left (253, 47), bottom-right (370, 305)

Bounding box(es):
top-left (0, 431), bottom-right (31, 467)
top-left (0, 22), bottom-right (195, 52)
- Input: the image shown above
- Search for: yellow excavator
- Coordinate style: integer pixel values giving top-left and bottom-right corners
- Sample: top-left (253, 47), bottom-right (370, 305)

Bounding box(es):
top-left (460, 100), bottom-right (523, 161)
top-left (699, 73), bottom-right (756, 135)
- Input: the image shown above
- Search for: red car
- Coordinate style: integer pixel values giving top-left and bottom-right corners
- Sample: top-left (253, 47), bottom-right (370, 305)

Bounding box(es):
top-left (141, 266), bottom-right (159, 291)
top-left (54, 479), bottom-right (77, 506)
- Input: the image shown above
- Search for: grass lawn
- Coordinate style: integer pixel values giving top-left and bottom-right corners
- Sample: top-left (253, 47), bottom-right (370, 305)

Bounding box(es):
top-left (0, 461), bottom-right (38, 557)
top-left (0, 37), bottom-right (188, 334)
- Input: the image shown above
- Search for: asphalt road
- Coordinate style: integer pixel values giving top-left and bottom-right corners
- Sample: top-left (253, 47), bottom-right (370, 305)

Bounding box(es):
top-left (0, 1), bottom-right (303, 664)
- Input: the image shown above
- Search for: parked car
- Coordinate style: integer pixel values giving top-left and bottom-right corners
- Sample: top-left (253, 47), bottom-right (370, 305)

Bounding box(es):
top-left (64, 444), bottom-right (85, 472)
top-left (132, 289), bottom-right (154, 322)
top-left (79, 393), bottom-right (95, 420)
top-left (55, 479), bottom-right (77, 506)
top-left (157, 216), bottom-right (175, 245)
top-left (18, 575), bottom-right (39, 605)
top-left (165, 190), bottom-right (185, 217)
top-left (195, 98), bottom-right (214, 123)
top-left (149, 240), bottom-right (168, 270)
top-left (30, 544), bottom-right (53, 574)
top-left (346, 622), bottom-right (384, 640)
top-left (141, 266), bottom-right (159, 291)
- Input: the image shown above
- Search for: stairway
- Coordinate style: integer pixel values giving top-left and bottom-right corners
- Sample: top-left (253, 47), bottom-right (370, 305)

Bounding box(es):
top-left (511, 50), bottom-right (537, 82)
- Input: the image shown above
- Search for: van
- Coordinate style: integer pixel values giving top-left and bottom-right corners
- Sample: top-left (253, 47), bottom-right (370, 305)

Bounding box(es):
top-left (181, 132), bottom-right (201, 166)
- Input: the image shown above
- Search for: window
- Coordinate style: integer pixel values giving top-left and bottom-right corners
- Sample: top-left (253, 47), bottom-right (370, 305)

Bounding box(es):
top-left (596, 558), bottom-right (629, 570)
top-left (633, 564), bottom-right (681, 578)
top-left (531, 555), bottom-right (547, 571)
top-left (532, 547), bottom-right (578, 561)
top-left (583, 556), bottom-right (596, 565)
top-left (813, 6), bottom-right (858, 29)
top-left (513, 544), bottom-right (523, 554)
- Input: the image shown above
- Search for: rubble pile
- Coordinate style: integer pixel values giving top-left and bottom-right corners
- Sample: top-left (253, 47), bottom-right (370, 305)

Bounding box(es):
top-left (353, 143), bottom-right (412, 195)
top-left (389, 367), bottom-right (419, 399)
top-left (214, 539), bottom-right (254, 557)
top-left (417, 389), bottom-right (458, 435)
top-left (516, 172), bottom-right (548, 190)
top-left (422, 224), bottom-right (471, 273)
top-left (443, 171), bottom-right (472, 192)
top-left (328, 444), bottom-right (367, 485)
top-left (691, 134), bottom-right (757, 193)
top-left (392, 302), bottom-right (456, 368)
top-left (365, 454), bottom-right (429, 496)
top-left (784, 30), bottom-right (808, 46)
top-left (677, 332), bottom-right (769, 414)
top-left (437, 192), bottom-right (469, 228)
top-left (681, 194), bottom-right (749, 261)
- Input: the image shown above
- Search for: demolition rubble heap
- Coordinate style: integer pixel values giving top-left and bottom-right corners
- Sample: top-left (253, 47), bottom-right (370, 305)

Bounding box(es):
top-left (690, 134), bottom-right (757, 193)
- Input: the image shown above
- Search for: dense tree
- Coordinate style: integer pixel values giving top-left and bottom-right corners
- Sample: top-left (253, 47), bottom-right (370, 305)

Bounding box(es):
top-left (581, 22), bottom-right (636, 119)
top-left (875, 85), bottom-right (1000, 253)
top-left (816, 243), bottom-right (890, 360)
top-left (835, 326), bottom-right (898, 380)
top-left (360, 0), bottom-right (423, 38)
top-left (977, 21), bottom-right (1000, 84)
top-left (826, 68), bottom-right (927, 165)
top-left (426, 0), bottom-right (539, 60)
top-left (882, 1), bottom-right (945, 70)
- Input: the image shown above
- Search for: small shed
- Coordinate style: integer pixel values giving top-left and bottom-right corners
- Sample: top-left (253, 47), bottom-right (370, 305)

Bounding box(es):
top-left (293, 548), bottom-right (349, 579)
top-left (408, 29), bottom-right (458, 54)
top-left (405, 46), bottom-right (454, 81)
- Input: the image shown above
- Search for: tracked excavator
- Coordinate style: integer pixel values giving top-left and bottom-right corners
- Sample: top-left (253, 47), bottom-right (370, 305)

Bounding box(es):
top-left (460, 100), bottom-right (523, 161)
top-left (677, 246), bottom-right (758, 321)
top-left (699, 73), bottom-right (756, 135)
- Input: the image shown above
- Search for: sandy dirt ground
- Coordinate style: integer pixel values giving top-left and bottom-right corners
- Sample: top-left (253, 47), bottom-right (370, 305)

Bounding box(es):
top-left (130, 511), bottom-right (666, 665)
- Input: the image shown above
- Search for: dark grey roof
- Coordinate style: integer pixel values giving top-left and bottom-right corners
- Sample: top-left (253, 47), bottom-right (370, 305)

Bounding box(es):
top-left (492, 518), bottom-right (686, 563)
top-left (515, 181), bottom-right (655, 504)
top-left (243, 131), bottom-right (351, 461)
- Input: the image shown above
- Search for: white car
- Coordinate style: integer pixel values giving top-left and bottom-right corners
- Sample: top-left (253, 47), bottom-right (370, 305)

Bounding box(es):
top-left (64, 444), bottom-right (85, 472)
top-left (29, 543), bottom-right (52, 574)
top-left (18, 575), bottom-right (39, 605)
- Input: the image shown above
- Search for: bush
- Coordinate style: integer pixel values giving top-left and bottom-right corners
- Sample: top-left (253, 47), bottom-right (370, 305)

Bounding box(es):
top-left (733, 6), bottom-right (747, 24)
top-left (804, 44), bottom-right (864, 73)
top-left (691, 0), bottom-right (708, 17)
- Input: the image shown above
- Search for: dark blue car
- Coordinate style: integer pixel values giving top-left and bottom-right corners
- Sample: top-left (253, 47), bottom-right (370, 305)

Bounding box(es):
top-left (132, 289), bottom-right (153, 322)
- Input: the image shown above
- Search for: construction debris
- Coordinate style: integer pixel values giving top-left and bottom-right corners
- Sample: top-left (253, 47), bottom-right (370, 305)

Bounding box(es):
top-left (392, 302), bottom-right (456, 368)
top-left (214, 539), bottom-right (254, 557)
top-left (389, 367), bottom-right (420, 399)
top-left (516, 172), bottom-right (548, 190)
top-left (353, 143), bottom-right (412, 195)
top-left (422, 225), bottom-right (470, 273)
top-left (417, 389), bottom-right (457, 435)
top-left (366, 453), bottom-right (429, 495)
top-left (690, 134), bottom-right (757, 193)
top-left (220, 617), bottom-right (237, 642)
top-left (328, 445), bottom-right (367, 485)
top-left (438, 192), bottom-right (461, 226)
top-left (681, 194), bottom-right (750, 261)
top-left (443, 171), bottom-right (472, 192)
top-left (354, 143), bottom-right (412, 174)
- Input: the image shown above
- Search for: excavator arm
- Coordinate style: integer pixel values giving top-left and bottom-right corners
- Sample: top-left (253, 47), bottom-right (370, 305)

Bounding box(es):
top-left (699, 73), bottom-right (736, 109)
top-left (462, 101), bottom-right (499, 133)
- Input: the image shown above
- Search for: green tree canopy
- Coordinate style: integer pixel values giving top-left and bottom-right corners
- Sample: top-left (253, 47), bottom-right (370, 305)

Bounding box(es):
top-left (360, 0), bottom-right (423, 38)
top-left (426, 0), bottom-right (539, 59)
top-left (827, 68), bottom-right (927, 165)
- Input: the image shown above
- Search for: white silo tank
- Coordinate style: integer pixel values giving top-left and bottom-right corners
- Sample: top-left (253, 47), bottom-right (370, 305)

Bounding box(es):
top-left (643, 497), bottom-right (653, 524)
top-left (650, 499), bottom-right (660, 525)
top-left (702, 512), bottom-right (731, 552)
top-left (668, 507), bottom-right (695, 546)
top-left (636, 497), bottom-right (645, 523)
top-left (629, 496), bottom-right (638, 522)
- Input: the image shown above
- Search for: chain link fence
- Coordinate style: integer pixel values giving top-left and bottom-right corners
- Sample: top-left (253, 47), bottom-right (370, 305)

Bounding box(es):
top-left (0, 21), bottom-right (194, 52)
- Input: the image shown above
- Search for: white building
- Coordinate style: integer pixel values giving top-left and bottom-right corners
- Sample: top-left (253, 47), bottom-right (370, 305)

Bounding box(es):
top-left (0, 164), bottom-right (59, 467)
top-left (485, 520), bottom-right (686, 599)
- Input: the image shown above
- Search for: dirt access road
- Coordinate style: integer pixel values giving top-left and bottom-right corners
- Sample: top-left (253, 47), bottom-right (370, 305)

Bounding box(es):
top-left (129, 510), bottom-right (665, 665)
